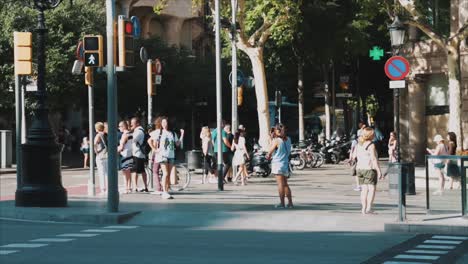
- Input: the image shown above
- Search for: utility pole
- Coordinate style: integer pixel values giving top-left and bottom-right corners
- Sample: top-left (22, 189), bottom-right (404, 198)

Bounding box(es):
top-left (231, 0), bottom-right (238, 131)
top-left (106, 0), bottom-right (119, 212)
top-left (86, 67), bottom-right (96, 197)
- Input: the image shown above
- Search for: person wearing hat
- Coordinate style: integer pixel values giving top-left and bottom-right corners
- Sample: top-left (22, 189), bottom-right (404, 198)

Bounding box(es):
top-left (427, 134), bottom-right (449, 195)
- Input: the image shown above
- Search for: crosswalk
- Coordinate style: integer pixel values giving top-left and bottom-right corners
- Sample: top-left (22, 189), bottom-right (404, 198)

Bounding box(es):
top-left (0, 225), bottom-right (139, 256)
top-left (382, 235), bottom-right (467, 264)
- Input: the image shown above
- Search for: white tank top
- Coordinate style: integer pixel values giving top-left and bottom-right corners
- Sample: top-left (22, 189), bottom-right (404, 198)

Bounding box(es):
top-left (356, 142), bottom-right (373, 170)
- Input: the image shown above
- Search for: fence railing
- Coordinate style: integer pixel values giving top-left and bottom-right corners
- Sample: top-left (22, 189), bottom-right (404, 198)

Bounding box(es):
top-left (425, 155), bottom-right (467, 217)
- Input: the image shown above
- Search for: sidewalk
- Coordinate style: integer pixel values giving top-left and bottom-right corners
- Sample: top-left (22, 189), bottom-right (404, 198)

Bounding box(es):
top-left (1, 163), bottom-right (466, 234)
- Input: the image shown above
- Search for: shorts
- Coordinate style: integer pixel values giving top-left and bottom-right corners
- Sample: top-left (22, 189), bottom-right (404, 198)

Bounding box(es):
top-left (272, 162), bottom-right (289, 177)
top-left (159, 158), bottom-right (175, 165)
top-left (131, 157), bottom-right (146, 173)
top-left (357, 169), bottom-right (377, 185)
top-left (433, 163), bottom-right (445, 170)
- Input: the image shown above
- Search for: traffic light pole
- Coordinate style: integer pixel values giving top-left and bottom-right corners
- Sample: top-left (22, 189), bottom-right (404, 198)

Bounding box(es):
top-left (88, 75), bottom-right (96, 197)
top-left (147, 59), bottom-right (154, 189)
top-left (15, 75), bottom-right (22, 189)
top-left (106, 0), bottom-right (119, 212)
top-left (231, 0), bottom-right (238, 181)
top-left (215, 0), bottom-right (224, 191)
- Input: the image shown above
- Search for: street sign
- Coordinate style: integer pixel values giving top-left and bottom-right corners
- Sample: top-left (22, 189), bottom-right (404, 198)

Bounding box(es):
top-left (25, 76), bottom-right (37, 92)
top-left (229, 69), bottom-right (244, 86)
top-left (369, 46), bottom-right (384, 61)
top-left (336, 93), bottom-right (352, 98)
top-left (71, 60), bottom-right (83, 75)
top-left (139, 47), bottom-right (148, 63)
top-left (384, 56), bottom-right (410, 80)
top-left (389, 80), bottom-right (406, 89)
top-left (130, 16), bottom-right (141, 39)
top-left (155, 75), bottom-right (162, 85)
top-left (84, 52), bottom-right (100, 67)
top-left (154, 59), bottom-right (162, 74)
top-left (244, 76), bottom-right (255, 89)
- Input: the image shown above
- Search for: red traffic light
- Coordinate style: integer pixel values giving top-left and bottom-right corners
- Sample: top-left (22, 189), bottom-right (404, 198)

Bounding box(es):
top-left (125, 22), bottom-right (133, 35)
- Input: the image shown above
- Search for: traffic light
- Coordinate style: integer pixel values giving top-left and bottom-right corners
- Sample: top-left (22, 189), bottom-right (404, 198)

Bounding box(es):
top-left (118, 16), bottom-right (134, 67)
top-left (237, 86), bottom-right (243, 106)
top-left (85, 66), bottom-right (93, 86)
top-left (83, 35), bottom-right (103, 67)
top-left (14, 32), bottom-right (32, 75)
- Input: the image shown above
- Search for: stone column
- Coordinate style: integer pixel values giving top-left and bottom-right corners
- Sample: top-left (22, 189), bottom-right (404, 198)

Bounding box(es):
top-left (164, 17), bottom-right (184, 46)
top-left (406, 75), bottom-right (427, 164)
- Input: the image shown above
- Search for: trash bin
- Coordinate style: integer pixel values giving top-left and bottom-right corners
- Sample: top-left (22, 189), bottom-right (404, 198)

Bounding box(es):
top-left (388, 162), bottom-right (416, 196)
top-left (0, 130), bottom-right (13, 168)
top-left (185, 150), bottom-right (202, 170)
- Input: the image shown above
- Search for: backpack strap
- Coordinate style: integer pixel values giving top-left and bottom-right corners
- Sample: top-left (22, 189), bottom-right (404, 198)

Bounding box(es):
top-left (365, 142), bottom-right (374, 151)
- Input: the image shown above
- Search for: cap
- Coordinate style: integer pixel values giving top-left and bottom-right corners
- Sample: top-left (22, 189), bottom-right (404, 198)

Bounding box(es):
top-left (238, 124), bottom-right (245, 130)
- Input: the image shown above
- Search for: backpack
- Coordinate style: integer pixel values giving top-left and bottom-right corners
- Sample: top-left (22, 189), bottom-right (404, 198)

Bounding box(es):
top-left (136, 127), bottom-right (152, 158)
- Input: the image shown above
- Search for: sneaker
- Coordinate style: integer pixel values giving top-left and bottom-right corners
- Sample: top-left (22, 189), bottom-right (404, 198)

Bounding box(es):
top-left (274, 204), bottom-right (285, 209)
top-left (286, 204), bottom-right (294, 209)
top-left (161, 192), bottom-right (173, 199)
top-left (140, 188), bottom-right (149, 193)
top-left (353, 186), bottom-right (362, 191)
top-left (150, 191), bottom-right (163, 195)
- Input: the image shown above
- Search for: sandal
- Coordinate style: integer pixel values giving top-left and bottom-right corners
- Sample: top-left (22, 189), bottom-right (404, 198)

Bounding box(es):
top-left (365, 210), bottom-right (377, 215)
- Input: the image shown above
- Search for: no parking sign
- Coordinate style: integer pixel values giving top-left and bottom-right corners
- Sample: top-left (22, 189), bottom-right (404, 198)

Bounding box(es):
top-left (384, 56), bottom-right (410, 80)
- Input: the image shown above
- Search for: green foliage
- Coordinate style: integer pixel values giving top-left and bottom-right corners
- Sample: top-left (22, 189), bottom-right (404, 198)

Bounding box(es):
top-left (0, 0), bottom-right (105, 113)
top-left (365, 94), bottom-right (379, 118)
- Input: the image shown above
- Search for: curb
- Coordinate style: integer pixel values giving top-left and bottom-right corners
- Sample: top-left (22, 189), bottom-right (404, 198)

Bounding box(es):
top-left (384, 222), bottom-right (468, 235)
top-left (0, 201), bottom-right (140, 225)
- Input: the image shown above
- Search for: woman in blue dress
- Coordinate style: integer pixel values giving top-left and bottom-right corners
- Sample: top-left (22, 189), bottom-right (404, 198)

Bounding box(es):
top-left (266, 124), bottom-right (293, 208)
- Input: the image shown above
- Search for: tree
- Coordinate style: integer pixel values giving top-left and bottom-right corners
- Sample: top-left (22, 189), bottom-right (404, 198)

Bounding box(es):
top-left (155, 0), bottom-right (301, 148)
top-left (0, 0), bottom-right (106, 122)
top-left (394, 0), bottom-right (468, 148)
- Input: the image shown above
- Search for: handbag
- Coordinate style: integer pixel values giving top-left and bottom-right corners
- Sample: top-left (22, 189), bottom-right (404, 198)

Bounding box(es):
top-left (350, 159), bottom-right (357, 176)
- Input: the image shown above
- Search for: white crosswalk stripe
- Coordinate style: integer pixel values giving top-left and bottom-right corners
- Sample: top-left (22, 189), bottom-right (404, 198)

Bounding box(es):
top-left (383, 261), bottom-right (429, 264)
top-left (81, 229), bottom-right (120, 233)
top-left (394, 254), bottom-right (440, 260)
top-left (416, 244), bottom-right (456, 250)
top-left (424, 239), bottom-right (463, 245)
top-left (30, 238), bottom-right (75, 243)
top-left (432, 235), bottom-right (468, 240)
top-left (57, 233), bottom-right (99, 237)
top-left (104, 225), bottom-right (139, 229)
top-left (1, 243), bottom-right (48, 248)
top-left (406, 249), bottom-right (449, 254)
top-left (0, 250), bottom-right (19, 255)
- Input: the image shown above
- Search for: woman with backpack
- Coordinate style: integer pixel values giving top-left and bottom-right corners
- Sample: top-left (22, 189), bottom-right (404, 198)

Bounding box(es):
top-left (427, 134), bottom-right (449, 195)
top-left (118, 120), bottom-right (133, 194)
top-left (200, 126), bottom-right (216, 184)
top-left (353, 127), bottom-right (382, 215)
top-left (94, 122), bottom-right (108, 194)
top-left (266, 124), bottom-right (293, 209)
top-left (152, 117), bottom-right (184, 199)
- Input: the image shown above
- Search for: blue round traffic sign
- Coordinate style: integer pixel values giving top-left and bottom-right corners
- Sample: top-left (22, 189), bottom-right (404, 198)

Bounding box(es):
top-left (384, 56), bottom-right (410, 80)
top-left (131, 16), bottom-right (141, 39)
top-left (229, 70), bottom-right (245, 86)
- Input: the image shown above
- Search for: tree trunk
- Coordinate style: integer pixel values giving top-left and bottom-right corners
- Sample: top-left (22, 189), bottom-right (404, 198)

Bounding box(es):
top-left (297, 58), bottom-right (305, 142)
top-left (447, 44), bottom-right (463, 149)
top-left (247, 47), bottom-right (271, 149)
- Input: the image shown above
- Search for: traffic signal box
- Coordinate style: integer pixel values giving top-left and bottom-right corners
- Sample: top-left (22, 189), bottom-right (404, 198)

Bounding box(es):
top-left (85, 66), bottom-right (93, 86)
top-left (118, 16), bottom-right (134, 67)
top-left (14, 32), bottom-right (33, 75)
top-left (147, 60), bottom-right (155, 96)
top-left (83, 35), bottom-right (103, 67)
top-left (237, 86), bottom-right (243, 106)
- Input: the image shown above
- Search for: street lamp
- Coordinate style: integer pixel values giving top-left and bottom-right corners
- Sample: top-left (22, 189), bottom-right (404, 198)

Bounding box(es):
top-left (388, 15), bottom-right (406, 222)
top-left (15, 0), bottom-right (71, 207)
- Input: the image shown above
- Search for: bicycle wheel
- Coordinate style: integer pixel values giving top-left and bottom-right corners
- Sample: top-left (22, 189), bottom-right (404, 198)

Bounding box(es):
top-left (314, 153), bottom-right (325, 168)
top-left (170, 163), bottom-right (191, 191)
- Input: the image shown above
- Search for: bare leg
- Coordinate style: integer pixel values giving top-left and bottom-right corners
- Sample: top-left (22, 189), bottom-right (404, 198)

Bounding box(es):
top-left (283, 177), bottom-right (293, 207)
top-left (161, 163), bottom-right (170, 193)
top-left (83, 153), bottom-right (88, 168)
top-left (141, 171), bottom-right (148, 189)
top-left (275, 175), bottom-right (286, 207)
top-left (355, 176), bottom-right (360, 187)
top-left (132, 173), bottom-right (138, 191)
top-left (436, 169), bottom-right (444, 192)
top-left (360, 185), bottom-right (368, 214)
top-left (366, 184), bottom-right (376, 213)
top-left (449, 177), bottom-right (454, 189)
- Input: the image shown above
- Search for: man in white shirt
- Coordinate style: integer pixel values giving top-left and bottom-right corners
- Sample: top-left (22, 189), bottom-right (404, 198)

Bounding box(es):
top-left (131, 117), bottom-right (149, 192)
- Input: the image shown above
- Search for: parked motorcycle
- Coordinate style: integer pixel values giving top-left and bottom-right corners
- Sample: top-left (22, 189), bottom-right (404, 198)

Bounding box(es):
top-left (247, 144), bottom-right (271, 177)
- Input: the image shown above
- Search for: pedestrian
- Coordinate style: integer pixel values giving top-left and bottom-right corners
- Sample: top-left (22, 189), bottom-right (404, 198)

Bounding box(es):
top-left (427, 134), bottom-right (449, 195)
top-left (80, 136), bottom-right (90, 168)
top-left (200, 126), bottom-right (216, 184)
top-left (383, 131), bottom-right (397, 178)
top-left (446, 132), bottom-right (460, 190)
top-left (212, 122), bottom-right (232, 183)
top-left (355, 127), bottom-right (382, 215)
top-left (348, 135), bottom-right (360, 191)
top-left (130, 117), bottom-right (149, 193)
top-left (232, 130), bottom-right (250, 186)
top-left (266, 124), bottom-right (293, 209)
top-left (148, 117), bottom-right (164, 193)
top-left (152, 117), bottom-right (184, 199)
top-left (94, 122), bottom-right (108, 194)
top-left (357, 120), bottom-right (367, 138)
top-left (118, 120), bottom-right (133, 194)
top-left (224, 124), bottom-right (234, 182)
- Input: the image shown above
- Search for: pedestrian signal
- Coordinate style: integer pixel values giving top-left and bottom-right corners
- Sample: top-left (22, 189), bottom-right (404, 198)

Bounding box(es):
top-left (83, 35), bottom-right (103, 67)
top-left (14, 32), bottom-right (33, 75)
top-left (237, 86), bottom-right (243, 106)
top-left (85, 66), bottom-right (93, 86)
top-left (118, 16), bottom-right (135, 67)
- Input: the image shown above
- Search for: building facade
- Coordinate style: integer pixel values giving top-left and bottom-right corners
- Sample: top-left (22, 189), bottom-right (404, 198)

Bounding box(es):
top-left (400, 2), bottom-right (468, 164)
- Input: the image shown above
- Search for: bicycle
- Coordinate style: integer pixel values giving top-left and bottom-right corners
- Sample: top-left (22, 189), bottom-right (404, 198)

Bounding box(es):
top-left (145, 159), bottom-right (192, 192)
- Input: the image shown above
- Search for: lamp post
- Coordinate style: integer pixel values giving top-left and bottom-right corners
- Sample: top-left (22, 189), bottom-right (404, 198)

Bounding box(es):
top-left (15, 0), bottom-right (70, 207)
top-left (389, 15), bottom-right (406, 222)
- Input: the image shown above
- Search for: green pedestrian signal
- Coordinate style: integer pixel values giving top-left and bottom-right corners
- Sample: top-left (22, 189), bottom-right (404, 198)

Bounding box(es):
top-left (369, 46), bottom-right (384, 61)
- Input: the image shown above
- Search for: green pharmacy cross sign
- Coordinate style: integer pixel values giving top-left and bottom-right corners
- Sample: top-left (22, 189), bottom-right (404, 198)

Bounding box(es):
top-left (369, 46), bottom-right (384, 61)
